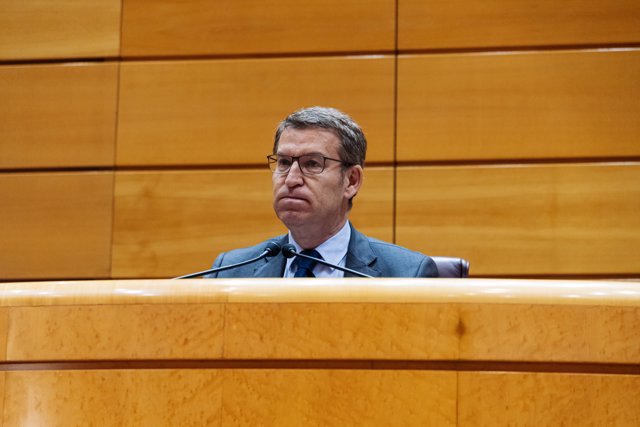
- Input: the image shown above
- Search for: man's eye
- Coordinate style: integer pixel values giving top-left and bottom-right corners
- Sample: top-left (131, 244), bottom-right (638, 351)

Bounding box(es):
top-left (302, 155), bottom-right (324, 169)
top-left (304, 159), bottom-right (321, 168)
top-left (277, 158), bottom-right (292, 167)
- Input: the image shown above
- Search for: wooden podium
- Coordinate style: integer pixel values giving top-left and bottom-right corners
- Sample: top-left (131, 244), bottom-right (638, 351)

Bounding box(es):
top-left (0, 278), bottom-right (638, 425)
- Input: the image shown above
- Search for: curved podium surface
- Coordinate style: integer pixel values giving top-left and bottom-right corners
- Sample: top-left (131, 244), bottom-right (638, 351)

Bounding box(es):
top-left (0, 278), bottom-right (638, 425)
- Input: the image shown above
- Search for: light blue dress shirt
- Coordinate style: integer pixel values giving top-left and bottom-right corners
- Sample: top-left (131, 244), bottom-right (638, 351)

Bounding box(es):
top-left (284, 221), bottom-right (351, 278)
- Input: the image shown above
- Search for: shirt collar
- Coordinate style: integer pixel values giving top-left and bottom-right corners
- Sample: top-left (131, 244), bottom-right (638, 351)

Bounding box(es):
top-left (286, 221), bottom-right (351, 272)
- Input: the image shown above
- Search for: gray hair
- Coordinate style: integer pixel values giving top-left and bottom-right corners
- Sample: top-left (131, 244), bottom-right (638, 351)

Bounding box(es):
top-left (273, 106), bottom-right (367, 168)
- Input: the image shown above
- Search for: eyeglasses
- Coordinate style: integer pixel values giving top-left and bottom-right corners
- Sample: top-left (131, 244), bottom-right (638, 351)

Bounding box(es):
top-left (267, 153), bottom-right (350, 175)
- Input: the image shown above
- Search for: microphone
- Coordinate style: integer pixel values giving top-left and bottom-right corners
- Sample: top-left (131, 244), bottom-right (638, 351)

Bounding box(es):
top-left (173, 241), bottom-right (282, 279)
top-left (281, 244), bottom-right (373, 278)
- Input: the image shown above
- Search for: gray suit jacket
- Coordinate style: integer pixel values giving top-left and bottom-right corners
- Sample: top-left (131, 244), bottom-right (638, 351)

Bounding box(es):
top-left (208, 225), bottom-right (438, 278)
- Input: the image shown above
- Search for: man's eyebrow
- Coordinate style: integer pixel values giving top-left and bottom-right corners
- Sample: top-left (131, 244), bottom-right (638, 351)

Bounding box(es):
top-left (276, 151), bottom-right (326, 156)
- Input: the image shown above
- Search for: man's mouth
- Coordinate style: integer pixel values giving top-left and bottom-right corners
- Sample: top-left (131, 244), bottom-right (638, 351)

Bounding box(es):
top-left (280, 192), bottom-right (307, 201)
top-left (279, 195), bottom-right (309, 205)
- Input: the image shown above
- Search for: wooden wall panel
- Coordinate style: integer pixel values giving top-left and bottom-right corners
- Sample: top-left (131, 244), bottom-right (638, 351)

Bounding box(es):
top-left (458, 372), bottom-right (640, 426)
top-left (396, 163), bottom-right (640, 276)
top-left (1, 369), bottom-right (455, 426)
top-left (399, 0), bottom-right (640, 50)
top-left (3, 370), bottom-right (223, 426)
top-left (0, 63), bottom-right (118, 169)
top-left (349, 168), bottom-right (394, 243)
top-left (0, 173), bottom-right (114, 280)
top-left (0, 372), bottom-right (4, 421)
top-left (0, 0), bottom-right (120, 61)
top-left (459, 304), bottom-right (640, 364)
top-left (6, 304), bottom-right (224, 361)
top-left (0, 308), bottom-right (7, 361)
top-left (111, 170), bottom-right (283, 279)
top-left (112, 168), bottom-right (393, 278)
top-left (224, 303), bottom-right (459, 359)
top-left (397, 50), bottom-right (640, 161)
top-left (117, 57), bottom-right (395, 166)
top-left (222, 370), bottom-right (456, 425)
top-left (121, 0), bottom-right (394, 56)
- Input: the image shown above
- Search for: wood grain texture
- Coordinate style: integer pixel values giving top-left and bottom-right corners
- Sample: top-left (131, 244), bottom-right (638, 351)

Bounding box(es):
top-left (399, 0), bottom-right (640, 49)
top-left (0, 279), bottom-right (637, 364)
top-left (117, 57), bottom-right (395, 166)
top-left (0, 280), bottom-right (638, 425)
top-left (0, 173), bottom-right (114, 280)
top-left (0, 63), bottom-right (118, 169)
top-left (224, 303), bottom-right (459, 360)
top-left (6, 304), bottom-right (224, 361)
top-left (0, 0), bottom-right (120, 60)
top-left (111, 170), bottom-right (283, 279)
top-left (222, 370), bottom-right (456, 426)
top-left (458, 372), bottom-right (640, 426)
top-left (111, 168), bottom-right (393, 278)
top-left (3, 370), bottom-right (223, 426)
top-left (396, 163), bottom-right (640, 276)
top-left (397, 50), bottom-right (640, 161)
top-left (348, 168), bottom-right (394, 243)
top-left (0, 372), bottom-right (4, 423)
top-left (459, 304), bottom-right (640, 363)
top-left (121, 0), bottom-right (394, 56)
top-left (0, 308), bottom-right (7, 361)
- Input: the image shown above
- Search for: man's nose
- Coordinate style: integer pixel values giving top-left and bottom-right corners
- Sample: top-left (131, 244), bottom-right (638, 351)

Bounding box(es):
top-left (284, 159), bottom-right (304, 185)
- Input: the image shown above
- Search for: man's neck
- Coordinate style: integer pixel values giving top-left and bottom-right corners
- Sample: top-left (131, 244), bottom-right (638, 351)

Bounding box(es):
top-left (289, 218), bottom-right (349, 249)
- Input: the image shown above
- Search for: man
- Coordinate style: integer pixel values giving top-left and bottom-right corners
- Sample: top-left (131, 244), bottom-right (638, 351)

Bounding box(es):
top-left (209, 107), bottom-right (438, 278)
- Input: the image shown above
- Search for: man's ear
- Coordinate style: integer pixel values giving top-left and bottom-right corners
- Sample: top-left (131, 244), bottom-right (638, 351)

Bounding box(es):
top-left (344, 165), bottom-right (363, 199)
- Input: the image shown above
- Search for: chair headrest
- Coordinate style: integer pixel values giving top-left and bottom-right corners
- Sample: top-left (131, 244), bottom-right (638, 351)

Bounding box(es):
top-left (432, 257), bottom-right (470, 278)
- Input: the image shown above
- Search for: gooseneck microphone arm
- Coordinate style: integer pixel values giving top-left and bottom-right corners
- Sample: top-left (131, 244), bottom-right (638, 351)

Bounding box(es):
top-left (281, 244), bottom-right (373, 278)
top-left (173, 242), bottom-right (282, 279)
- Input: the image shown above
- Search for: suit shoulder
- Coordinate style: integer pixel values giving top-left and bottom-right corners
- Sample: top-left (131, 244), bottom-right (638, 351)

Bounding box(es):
top-left (216, 236), bottom-right (285, 265)
top-left (364, 236), bottom-right (438, 277)
top-left (367, 237), bottom-right (428, 259)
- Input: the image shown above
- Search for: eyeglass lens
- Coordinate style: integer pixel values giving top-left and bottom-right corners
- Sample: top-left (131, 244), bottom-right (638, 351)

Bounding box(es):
top-left (271, 154), bottom-right (325, 174)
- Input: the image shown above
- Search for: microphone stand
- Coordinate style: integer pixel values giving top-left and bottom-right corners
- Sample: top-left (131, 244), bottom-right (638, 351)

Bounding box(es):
top-left (173, 242), bottom-right (281, 279)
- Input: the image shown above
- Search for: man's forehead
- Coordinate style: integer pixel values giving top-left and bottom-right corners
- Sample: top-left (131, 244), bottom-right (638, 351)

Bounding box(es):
top-left (278, 127), bottom-right (340, 153)
top-left (280, 126), bottom-right (338, 140)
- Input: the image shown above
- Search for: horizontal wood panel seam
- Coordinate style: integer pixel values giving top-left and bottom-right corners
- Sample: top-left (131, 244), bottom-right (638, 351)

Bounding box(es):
top-left (0, 58), bottom-right (120, 67)
top-left (398, 43), bottom-right (640, 56)
top-left (1, 360), bottom-right (638, 375)
top-left (3, 158), bottom-right (640, 174)
top-left (4, 44), bottom-right (640, 66)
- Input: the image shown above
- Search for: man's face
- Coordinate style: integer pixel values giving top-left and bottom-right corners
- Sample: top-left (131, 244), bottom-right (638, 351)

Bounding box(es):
top-left (272, 128), bottom-right (358, 234)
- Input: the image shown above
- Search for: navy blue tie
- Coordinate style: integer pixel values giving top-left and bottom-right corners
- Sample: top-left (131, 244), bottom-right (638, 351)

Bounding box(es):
top-left (293, 249), bottom-right (322, 277)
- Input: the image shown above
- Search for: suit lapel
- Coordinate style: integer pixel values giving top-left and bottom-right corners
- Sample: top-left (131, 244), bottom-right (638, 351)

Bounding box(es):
top-left (252, 235), bottom-right (288, 277)
top-left (251, 227), bottom-right (380, 278)
top-left (345, 225), bottom-right (382, 277)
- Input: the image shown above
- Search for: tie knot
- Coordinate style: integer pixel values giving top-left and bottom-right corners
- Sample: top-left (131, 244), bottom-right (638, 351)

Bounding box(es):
top-left (294, 249), bottom-right (322, 277)
top-left (301, 249), bottom-right (321, 258)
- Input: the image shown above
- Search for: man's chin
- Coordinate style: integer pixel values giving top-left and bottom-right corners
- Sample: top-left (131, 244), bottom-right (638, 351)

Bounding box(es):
top-left (277, 210), bottom-right (310, 229)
